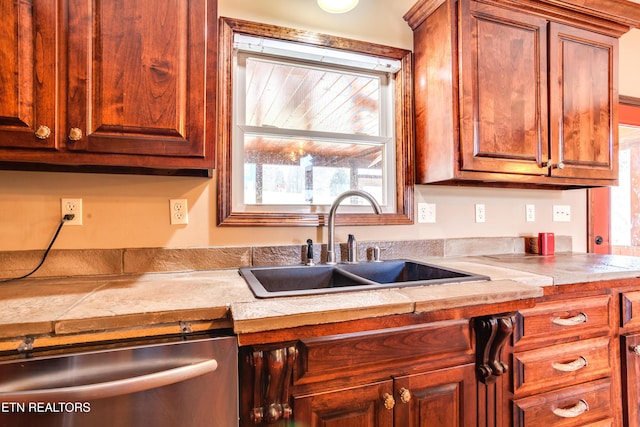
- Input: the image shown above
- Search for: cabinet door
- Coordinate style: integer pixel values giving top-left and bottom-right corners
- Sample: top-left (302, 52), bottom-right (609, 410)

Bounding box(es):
top-left (459, 1), bottom-right (548, 176)
top-left (549, 23), bottom-right (617, 180)
top-left (394, 364), bottom-right (477, 427)
top-left (293, 380), bottom-right (394, 427)
top-left (65, 0), bottom-right (215, 165)
top-left (0, 0), bottom-right (57, 150)
top-left (621, 334), bottom-right (640, 427)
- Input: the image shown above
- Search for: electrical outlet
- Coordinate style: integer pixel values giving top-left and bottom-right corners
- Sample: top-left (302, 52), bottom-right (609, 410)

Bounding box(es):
top-left (553, 205), bottom-right (571, 222)
top-left (61, 198), bottom-right (82, 225)
top-left (170, 199), bottom-right (189, 225)
top-left (525, 204), bottom-right (536, 222)
top-left (475, 204), bottom-right (486, 223)
top-left (417, 203), bottom-right (436, 223)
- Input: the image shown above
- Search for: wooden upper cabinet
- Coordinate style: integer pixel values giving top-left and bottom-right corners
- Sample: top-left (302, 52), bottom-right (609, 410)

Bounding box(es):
top-left (405, 0), bottom-right (640, 188)
top-left (459, 2), bottom-right (548, 176)
top-left (66, 0), bottom-right (208, 159)
top-left (0, 0), bottom-right (57, 150)
top-left (0, 0), bottom-right (216, 174)
top-left (549, 23), bottom-right (617, 181)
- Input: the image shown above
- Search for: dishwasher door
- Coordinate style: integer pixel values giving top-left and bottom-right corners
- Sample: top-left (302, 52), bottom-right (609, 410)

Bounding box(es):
top-left (0, 335), bottom-right (238, 427)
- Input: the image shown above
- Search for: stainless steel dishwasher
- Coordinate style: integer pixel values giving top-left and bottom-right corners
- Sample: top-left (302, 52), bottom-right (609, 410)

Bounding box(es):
top-left (0, 334), bottom-right (238, 427)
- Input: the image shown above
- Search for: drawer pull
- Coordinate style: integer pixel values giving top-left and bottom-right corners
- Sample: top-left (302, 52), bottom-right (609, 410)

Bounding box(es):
top-left (631, 345), bottom-right (640, 356)
top-left (552, 400), bottom-right (589, 418)
top-left (551, 356), bottom-right (588, 372)
top-left (552, 313), bottom-right (588, 327)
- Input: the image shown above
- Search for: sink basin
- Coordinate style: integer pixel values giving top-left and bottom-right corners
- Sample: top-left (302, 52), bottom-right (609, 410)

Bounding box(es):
top-left (239, 259), bottom-right (489, 298)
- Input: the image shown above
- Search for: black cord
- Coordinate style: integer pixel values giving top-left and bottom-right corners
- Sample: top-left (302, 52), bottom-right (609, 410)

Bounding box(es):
top-left (0, 215), bottom-right (74, 284)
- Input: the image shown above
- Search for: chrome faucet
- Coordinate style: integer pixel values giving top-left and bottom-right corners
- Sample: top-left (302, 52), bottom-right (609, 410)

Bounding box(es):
top-left (326, 190), bottom-right (382, 264)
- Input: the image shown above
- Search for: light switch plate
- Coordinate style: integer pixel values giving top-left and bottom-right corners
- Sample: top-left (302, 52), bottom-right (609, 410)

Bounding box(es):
top-left (553, 205), bottom-right (571, 222)
top-left (475, 204), bottom-right (486, 223)
top-left (525, 204), bottom-right (535, 222)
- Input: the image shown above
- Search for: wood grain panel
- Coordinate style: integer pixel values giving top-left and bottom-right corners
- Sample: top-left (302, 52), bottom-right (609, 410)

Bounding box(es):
top-left (459, 1), bottom-right (548, 176)
top-left (621, 333), bottom-right (640, 427)
top-left (394, 364), bottom-right (477, 427)
top-left (513, 295), bottom-right (612, 348)
top-left (66, 0), bottom-right (210, 158)
top-left (293, 380), bottom-right (394, 427)
top-left (549, 23), bottom-right (618, 180)
top-left (621, 291), bottom-right (640, 329)
top-left (512, 336), bottom-right (612, 396)
top-left (297, 320), bottom-right (471, 381)
top-left (513, 379), bottom-right (613, 427)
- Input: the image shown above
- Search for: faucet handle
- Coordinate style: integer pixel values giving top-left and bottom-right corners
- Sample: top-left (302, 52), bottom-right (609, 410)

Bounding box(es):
top-left (306, 239), bottom-right (315, 265)
top-left (372, 245), bottom-right (382, 262)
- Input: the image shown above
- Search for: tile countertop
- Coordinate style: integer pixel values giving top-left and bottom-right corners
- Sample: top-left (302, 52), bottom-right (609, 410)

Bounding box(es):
top-left (2, 253), bottom-right (640, 345)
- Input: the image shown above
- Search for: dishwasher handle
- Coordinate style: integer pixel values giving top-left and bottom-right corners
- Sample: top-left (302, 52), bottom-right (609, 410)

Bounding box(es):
top-left (0, 359), bottom-right (218, 403)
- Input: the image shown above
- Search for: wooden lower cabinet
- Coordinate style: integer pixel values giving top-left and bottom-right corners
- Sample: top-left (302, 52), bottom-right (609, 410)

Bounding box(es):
top-left (513, 379), bottom-right (613, 426)
top-left (505, 293), bottom-right (616, 427)
top-left (620, 291), bottom-right (640, 426)
top-left (394, 364), bottom-right (477, 427)
top-left (293, 364), bottom-right (476, 427)
top-left (293, 380), bottom-right (395, 427)
top-left (621, 332), bottom-right (640, 426)
top-left (239, 319), bottom-right (491, 427)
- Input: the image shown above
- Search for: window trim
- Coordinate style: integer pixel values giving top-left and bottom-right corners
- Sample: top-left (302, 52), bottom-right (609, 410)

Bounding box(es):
top-left (216, 17), bottom-right (414, 226)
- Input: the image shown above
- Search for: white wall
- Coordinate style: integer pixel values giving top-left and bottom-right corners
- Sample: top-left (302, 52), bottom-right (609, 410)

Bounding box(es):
top-left (5, 0), bottom-right (639, 253)
top-left (620, 29), bottom-right (640, 98)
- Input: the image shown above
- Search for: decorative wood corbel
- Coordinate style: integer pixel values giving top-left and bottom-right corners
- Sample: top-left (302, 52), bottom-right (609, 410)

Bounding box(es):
top-left (247, 344), bottom-right (298, 425)
top-left (475, 314), bottom-right (515, 384)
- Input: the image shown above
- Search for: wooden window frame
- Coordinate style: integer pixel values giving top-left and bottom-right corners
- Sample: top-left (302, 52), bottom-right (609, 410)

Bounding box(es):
top-left (216, 17), bottom-right (414, 226)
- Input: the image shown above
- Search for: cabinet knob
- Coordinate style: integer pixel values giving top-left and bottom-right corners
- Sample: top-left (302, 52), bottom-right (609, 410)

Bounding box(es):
top-left (552, 312), bottom-right (587, 327)
top-left (68, 127), bottom-right (83, 141)
top-left (382, 393), bottom-right (395, 410)
top-left (631, 345), bottom-right (640, 356)
top-left (551, 356), bottom-right (588, 372)
top-left (551, 399), bottom-right (589, 418)
top-left (35, 125), bottom-right (51, 140)
top-left (398, 387), bottom-right (411, 403)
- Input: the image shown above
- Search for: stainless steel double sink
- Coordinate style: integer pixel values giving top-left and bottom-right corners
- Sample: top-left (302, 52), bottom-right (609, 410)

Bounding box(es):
top-left (239, 259), bottom-right (489, 298)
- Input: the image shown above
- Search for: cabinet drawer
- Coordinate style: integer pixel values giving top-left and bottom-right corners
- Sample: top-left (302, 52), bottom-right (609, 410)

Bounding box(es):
top-left (514, 295), bottom-right (611, 348)
top-left (296, 320), bottom-right (472, 382)
top-left (621, 291), bottom-right (640, 329)
top-left (512, 336), bottom-right (612, 396)
top-left (513, 379), bottom-right (612, 426)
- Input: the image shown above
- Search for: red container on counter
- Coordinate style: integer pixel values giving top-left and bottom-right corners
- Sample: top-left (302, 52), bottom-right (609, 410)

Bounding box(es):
top-left (538, 232), bottom-right (555, 255)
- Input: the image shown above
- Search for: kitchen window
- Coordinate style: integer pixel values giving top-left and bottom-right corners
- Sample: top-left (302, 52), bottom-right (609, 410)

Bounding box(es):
top-left (217, 18), bottom-right (413, 226)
